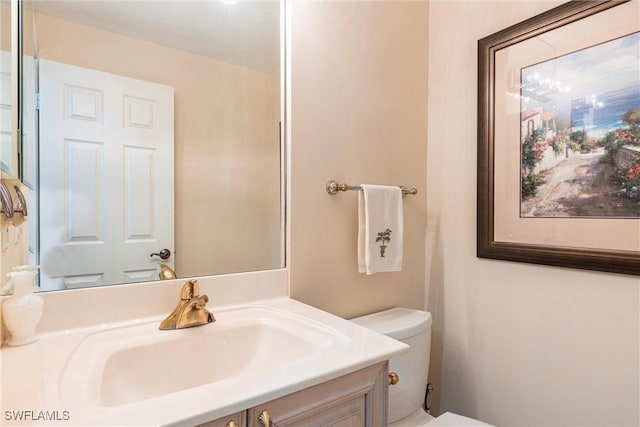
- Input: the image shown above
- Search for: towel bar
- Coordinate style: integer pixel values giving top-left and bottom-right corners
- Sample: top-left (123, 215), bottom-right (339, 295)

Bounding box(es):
top-left (326, 180), bottom-right (417, 196)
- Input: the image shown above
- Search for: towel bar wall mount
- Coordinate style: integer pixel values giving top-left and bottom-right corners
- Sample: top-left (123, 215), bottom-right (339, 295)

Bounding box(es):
top-left (326, 180), bottom-right (418, 196)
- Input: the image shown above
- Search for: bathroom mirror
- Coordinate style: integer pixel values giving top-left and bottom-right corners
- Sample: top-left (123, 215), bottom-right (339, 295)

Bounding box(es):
top-left (4, 0), bottom-right (284, 291)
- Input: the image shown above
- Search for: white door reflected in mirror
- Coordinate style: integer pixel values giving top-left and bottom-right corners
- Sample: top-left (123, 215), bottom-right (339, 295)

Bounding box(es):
top-left (38, 60), bottom-right (174, 290)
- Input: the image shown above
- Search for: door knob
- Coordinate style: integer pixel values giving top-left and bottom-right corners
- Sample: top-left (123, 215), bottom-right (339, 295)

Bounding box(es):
top-left (150, 249), bottom-right (171, 260)
top-left (388, 372), bottom-right (399, 385)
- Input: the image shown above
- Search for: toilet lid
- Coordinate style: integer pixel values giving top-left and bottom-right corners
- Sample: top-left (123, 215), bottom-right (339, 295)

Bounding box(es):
top-left (350, 307), bottom-right (432, 340)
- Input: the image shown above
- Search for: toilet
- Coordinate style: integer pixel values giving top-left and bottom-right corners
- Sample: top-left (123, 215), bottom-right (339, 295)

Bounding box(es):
top-left (351, 308), bottom-right (493, 427)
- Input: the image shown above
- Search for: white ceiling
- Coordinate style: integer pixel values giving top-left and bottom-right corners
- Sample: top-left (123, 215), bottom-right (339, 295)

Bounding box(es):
top-left (31, 1), bottom-right (280, 72)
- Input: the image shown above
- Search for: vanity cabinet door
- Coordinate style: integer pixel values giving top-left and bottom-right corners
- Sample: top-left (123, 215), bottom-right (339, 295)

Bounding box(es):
top-left (247, 362), bottom-right (388, 427)
top-left (197, 411), bottom-right (246, 427)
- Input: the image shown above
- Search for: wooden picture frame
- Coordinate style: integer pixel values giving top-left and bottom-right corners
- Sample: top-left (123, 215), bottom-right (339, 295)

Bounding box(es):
top-left (477, 0), bottom-right (640, 276)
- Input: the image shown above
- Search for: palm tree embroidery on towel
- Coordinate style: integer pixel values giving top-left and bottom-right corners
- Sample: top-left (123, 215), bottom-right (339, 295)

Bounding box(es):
top-left (376, 229), bottom-right (392, 257)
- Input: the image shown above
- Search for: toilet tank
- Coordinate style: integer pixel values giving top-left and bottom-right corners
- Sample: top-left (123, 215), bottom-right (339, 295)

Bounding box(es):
top-left (351, 308), bottom-right (432, 424)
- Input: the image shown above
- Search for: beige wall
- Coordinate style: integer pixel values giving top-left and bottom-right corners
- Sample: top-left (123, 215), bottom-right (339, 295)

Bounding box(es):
top-left (288, 1), bottom-right (428, 318)
top-left (427, 1), bottom-right (640, 425)
top-left (26, 12), bottom-right (281, 279)
top-left (1, 3), bottom-right (9, 52)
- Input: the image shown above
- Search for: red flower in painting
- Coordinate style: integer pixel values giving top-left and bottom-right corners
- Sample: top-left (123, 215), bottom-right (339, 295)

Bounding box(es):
top-left (629, 164), bottom-right (640, 180)
top-left (615, 129), bottom-right (636, 144)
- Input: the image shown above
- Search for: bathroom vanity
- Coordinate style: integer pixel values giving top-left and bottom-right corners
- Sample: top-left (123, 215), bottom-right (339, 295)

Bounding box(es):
top-left (202, 363), bottom-right (387, 427)
top-left (1, 277), bottom-right (406, 426)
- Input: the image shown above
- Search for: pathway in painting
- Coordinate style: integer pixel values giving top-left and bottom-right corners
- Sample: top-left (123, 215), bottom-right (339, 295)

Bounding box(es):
top-left (521, 150), bottom-right (640, 217)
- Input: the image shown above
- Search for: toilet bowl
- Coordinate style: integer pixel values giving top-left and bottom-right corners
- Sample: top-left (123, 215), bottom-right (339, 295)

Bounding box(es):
top-left (351, 308), bottom-right (493, 427)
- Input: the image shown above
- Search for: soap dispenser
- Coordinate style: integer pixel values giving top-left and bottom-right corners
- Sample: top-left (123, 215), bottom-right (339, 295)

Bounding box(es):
top-left (2, 265), bottom-right (43, 346)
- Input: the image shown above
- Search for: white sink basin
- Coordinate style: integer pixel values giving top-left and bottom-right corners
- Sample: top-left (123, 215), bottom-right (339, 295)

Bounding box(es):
top-left (60, 305), bottom-right (346, 407)
top-left (3, 296), bottom-right (408, 426)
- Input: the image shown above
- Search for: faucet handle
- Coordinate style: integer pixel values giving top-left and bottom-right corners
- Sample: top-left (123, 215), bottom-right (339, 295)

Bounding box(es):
top-left (195, 295), bottom-right (209, 307)
top-left (182, 293), bottom-right (215, 327)
top-left (180, 279), bottom-right (200, 300)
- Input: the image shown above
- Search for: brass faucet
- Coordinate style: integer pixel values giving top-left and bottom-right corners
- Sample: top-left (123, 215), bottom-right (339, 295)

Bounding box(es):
top-left (159, 280), bottom-right (215, 330)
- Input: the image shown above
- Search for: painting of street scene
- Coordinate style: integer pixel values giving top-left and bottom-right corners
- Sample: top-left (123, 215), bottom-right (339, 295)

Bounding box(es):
top-left (520, 32), bottom-right (640, 218)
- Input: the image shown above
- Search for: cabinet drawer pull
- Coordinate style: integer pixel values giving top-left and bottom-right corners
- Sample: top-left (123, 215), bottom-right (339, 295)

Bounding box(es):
top-left (388, 372), bottom-right (399, 385)
top-left (258, 410), bottom-right (271, 426)
top-left (226, 421), bottom-right (238, 427)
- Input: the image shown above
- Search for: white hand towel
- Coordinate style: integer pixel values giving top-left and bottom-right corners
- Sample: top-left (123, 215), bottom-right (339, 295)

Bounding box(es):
top-left (358, 184), bottom-right (403, 275)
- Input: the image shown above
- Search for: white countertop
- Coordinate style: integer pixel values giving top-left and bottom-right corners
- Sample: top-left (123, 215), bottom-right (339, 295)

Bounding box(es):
top-left (0, 296), bottom-right (407, 426)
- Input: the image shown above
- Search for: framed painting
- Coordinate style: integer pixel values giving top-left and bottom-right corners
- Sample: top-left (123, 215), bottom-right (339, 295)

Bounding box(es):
top-left (477, 0), bottom-right (640, 275)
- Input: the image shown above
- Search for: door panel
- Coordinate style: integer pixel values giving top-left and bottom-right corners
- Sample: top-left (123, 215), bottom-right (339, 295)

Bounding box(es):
top-left (39, 59), bottom-right (174, 290)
